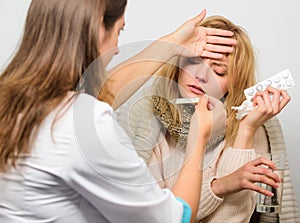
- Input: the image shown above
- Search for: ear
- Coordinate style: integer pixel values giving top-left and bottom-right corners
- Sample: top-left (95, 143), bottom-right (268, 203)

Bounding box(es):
top-left (99, 20), bottom-right (107, 44)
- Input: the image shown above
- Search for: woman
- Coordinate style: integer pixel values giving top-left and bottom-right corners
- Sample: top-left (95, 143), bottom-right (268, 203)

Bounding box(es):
top-left (0, 1), bottom-right (239, 223)
top-left (115, 16), bottom-right (300, 222)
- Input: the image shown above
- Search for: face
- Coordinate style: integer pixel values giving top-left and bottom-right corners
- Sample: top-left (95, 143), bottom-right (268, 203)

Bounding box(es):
top-left (99, 14), bottom-right (125, 67)
top-left (177, 56), bottom-right (229, 100)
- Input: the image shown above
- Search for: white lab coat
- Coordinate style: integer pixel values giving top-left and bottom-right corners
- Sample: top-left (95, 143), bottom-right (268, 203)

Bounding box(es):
top-left (0, 93), bottom-right (185, 223)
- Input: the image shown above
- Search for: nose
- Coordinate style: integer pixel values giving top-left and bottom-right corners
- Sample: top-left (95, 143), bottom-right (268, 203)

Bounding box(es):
top-left (194, 61), bottom-right (210, 83)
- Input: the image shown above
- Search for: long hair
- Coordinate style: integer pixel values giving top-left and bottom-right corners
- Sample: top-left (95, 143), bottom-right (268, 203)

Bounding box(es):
top-left (152, 15), bottom-right (256, 147)
top-left (200, 16), bottom-right (256, 147)
top-left (0, 0), bottom-right (106, 172)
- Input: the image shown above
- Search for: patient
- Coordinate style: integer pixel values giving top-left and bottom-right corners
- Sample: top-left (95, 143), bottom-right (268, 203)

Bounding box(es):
top-left (116, 15), bottom-right (300, 223)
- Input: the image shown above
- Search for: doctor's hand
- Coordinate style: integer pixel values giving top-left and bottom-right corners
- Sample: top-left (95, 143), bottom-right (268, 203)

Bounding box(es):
top-left (189, 95), bottom-right (213, 144)
top-left (163, 9), bottom-right (237, 59)
top-left (206, 96), bottom-right (227, 141)
top-left (189, 95), bottom-right (226, 145)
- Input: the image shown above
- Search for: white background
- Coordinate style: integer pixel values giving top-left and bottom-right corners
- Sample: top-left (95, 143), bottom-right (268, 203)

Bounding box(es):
top-left (0, 0), bottom-right (299, 208)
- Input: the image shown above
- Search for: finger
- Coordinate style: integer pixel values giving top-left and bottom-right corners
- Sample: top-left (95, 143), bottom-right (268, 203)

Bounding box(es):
top-left (253, 88), bottom-right (290, 113)
top-left (234, 172), bottom-right (275, 197)
top-left (189, 9), bottom-right (206, 24)
top-left (206, 35), bottom-right (237, 46)
top-left (207, 96), bottom-right (217, 109)
top-left (203, 43), bottom-right (234, 53)
top-left (265, 87), bottom-right (281, 113)
top-left (195, 94), bottom-right (209, 110)
top-left (251, 95), bottom-right (266, 113)
top-left (262, 170), bottom-right (281, 184)
top-left (205, 27), bottom-right (236, 38)
top-left (261, 90), bottom-right (273, 113)
top-left (250, 157), bottom-right (277, 170)
top-left (252, 175), bottom-right (280, 190)
top-left (200, 50), bottom-right (224, 59)
top-left (207, 103), bottom-right (214, 110)
top-left (252, 92), bottom-right (272, 116)
top-left (253, 167), bottom-right (281, 184)
top-left (279, 90), bottom-right (291, 110)
top-left (253, 169), bottom-right (280, 190)
top-left (248, 182), bottom-right (275, 197)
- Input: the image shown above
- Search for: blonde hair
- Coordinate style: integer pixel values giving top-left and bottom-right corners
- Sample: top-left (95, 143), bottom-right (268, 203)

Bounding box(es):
top-left (152, 15), bottom-right (256, 147)
top-left (0, 0), bottom-right (105, 172)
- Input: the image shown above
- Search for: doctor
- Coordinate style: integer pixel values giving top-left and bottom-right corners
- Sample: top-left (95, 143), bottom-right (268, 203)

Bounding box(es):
top-left (0, 0), bottom-right (236, 222)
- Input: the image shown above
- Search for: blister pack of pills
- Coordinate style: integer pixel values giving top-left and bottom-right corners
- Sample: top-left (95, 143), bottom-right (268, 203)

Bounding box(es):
top-left (232, 69), bottom-right (295, 120)
top-left (244, 69), bottom-right (295, 100)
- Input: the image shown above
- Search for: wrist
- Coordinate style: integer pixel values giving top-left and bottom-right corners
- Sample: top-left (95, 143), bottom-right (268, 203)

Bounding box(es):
top-left (159, 33), bottom-right (184, 56)
top-left (233, 123), bottom-right (257, 149)
top-left (239, 120), bottom-right (257, 132)
top-left (211, 178), bottom-right (224, 198)
top-left (159, 31), bottom-right (177, 44)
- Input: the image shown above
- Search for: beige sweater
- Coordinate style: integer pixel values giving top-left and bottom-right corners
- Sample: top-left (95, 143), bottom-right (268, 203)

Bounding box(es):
top-left (116, 94), bottom-right (300, 223)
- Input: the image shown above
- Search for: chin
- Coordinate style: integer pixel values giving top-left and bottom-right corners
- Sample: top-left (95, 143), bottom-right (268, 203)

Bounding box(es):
top-left (188, 93), bottom-right (201, 98)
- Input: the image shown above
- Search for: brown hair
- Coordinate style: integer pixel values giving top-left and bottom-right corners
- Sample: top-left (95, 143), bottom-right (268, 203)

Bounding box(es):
top-left (0, 0), bottom-right (106, 172)
top-left (104, 0), bottom-right (127, 30)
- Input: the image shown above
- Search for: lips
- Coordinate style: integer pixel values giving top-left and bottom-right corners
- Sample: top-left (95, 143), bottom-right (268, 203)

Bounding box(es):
top-left (188, 85), bottom-right (205, 95)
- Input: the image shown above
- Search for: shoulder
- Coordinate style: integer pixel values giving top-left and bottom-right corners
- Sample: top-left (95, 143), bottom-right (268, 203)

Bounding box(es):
top-left (74, 93), bottom-right (113, 115)
top-left (73, 93), bottom-right (132, 147)
top-left (63, 93), bottom-right (146, 176)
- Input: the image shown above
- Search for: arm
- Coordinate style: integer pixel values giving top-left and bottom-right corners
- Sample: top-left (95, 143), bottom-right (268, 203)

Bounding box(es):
top-left (211, 87), bottom-right (291, 198)
top-left (172, 95), bottom-right (214, 222)
top-left (195, 89), bottom-right (290, 221)
top-left (68, 94), bottom-right (213, 223)
top-left (197, 90), bottom-right (290, 219)
top-left (98, 10), bottom-right (237, 109)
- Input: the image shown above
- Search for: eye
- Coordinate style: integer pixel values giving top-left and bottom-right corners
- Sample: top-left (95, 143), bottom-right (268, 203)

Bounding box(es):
top-left (214, 70), bottom-right (226, 77)
top-left (211, 64), bottom-right (227, 77)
